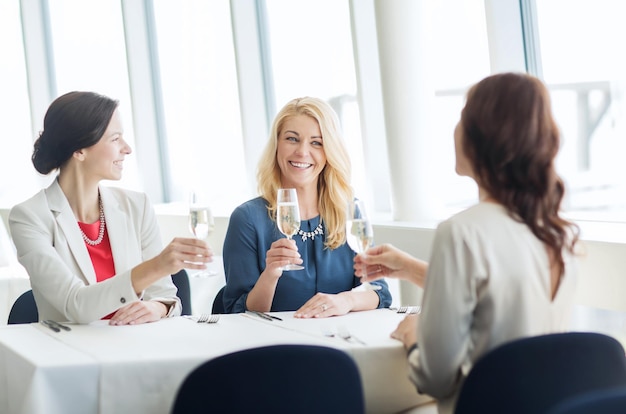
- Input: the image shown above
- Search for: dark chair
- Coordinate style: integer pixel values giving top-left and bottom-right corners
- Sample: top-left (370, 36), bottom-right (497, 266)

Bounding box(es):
top-left (548, 387), bottom-right (626, 414)
top-left (211, 285), bottom-right (225, 314)
top-left (171, 344), bottom-right (365, 414)
top-left (455, 332), bottom-right (626, 414)
top-left (8, 289), bottom-right (38, 324)
top-left (171, 269), bottom-right (192, 316)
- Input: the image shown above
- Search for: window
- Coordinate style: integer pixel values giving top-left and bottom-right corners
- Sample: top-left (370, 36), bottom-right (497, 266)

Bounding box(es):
top-left (265, 0), bottom-right (491, 220)
top-left (48, 0), bottom-right (140, 191)
top-left (0, 1), bottom-right (38, 207)
top-left (536, 0), bottom-right (626, 222)
top-left (153, 0), bottom-right (246, 216)
top-left (264, 0), bottom-right (369, 201)
top-left (429, 0), bottom-right (491, 218)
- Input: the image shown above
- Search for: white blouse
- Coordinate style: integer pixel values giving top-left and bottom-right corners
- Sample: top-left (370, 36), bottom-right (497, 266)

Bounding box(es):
top-left (409, 202), bottom-right (578, 414)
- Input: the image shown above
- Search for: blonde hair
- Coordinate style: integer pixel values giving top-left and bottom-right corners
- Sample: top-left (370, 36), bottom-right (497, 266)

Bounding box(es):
top-left (257, 97), bottom-right (353, 249)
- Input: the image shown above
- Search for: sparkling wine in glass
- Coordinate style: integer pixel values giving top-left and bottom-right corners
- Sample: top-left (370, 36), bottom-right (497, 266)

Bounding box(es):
top-left (277, 188), bottom-right (304, 271)
top-left (189, 190), bottom-right (216, 277)
top-left (346, 199), bottom-right (381, 291)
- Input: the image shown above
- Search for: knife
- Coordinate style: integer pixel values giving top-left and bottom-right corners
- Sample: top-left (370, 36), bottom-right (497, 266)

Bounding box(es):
top-left (41, 320), bottom-right (60, 332)
top-left (264, 313), bottom-right (283, 321)
top-left (45, 320), bottom-right (72, 331)
top-left (247, 311), bottom-right (274, 322)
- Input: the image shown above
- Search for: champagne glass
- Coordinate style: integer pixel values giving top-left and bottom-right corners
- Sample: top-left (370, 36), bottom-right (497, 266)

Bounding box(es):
top-left (346, 199), bottom-right (381, 291)
top-left (276, 188), bottom-right (305, 271)
top-left (188, 190), bottom-right (216, 277)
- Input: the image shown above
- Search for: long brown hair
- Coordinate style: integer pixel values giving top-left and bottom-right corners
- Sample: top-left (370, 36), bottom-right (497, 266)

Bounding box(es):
top-left (460, 72), bottom-right (579, 276)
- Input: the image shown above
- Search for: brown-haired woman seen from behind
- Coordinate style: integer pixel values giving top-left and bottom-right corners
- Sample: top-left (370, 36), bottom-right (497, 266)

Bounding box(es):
top-left (355, 73), bottom-right (580, 413)
top-left (9, 91), bottom-right (213, 325)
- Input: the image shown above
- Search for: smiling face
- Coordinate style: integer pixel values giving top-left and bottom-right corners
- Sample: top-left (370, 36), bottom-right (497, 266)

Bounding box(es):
top-left (80, 108), bottom-right (132, 181)
top-left (276, 114), bottom-right (327, 190)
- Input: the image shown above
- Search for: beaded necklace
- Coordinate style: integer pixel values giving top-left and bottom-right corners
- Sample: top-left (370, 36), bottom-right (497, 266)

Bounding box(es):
top-left (79, 195), bottom-right (106, 246)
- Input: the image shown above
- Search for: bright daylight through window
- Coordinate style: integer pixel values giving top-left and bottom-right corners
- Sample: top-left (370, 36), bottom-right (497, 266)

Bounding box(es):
top-left (2, 0), bottom-right (625, 226)
top-left (536, 0), bottom-right (626, 222)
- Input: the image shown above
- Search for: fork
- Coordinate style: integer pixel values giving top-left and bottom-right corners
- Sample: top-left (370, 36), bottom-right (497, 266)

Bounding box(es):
top-left (196, 314), bottom-right (220, 324)
top-left (397, 306), bottom-right (421, 314)
top-left (337, 325), bottom-right (366, 345)
top-left (321, 325), bottom-right (336, 338)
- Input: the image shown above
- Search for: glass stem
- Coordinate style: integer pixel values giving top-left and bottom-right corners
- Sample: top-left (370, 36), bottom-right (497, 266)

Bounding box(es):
top-left (362, 253), bottom-right (368, 283)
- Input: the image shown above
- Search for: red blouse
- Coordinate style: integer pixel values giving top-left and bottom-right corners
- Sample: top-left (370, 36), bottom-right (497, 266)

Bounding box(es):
top-left (78, 220), bottom-right (115, 319)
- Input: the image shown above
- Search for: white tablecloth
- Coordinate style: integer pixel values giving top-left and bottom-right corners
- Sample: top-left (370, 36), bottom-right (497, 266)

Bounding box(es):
top-left (0, 265), bottom-right (31, 325)
top-left (0, 309), bottom-right (431, 414)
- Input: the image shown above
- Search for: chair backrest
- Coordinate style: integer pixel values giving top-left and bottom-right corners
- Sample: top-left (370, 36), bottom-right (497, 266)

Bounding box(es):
top-left (8, 289), bottom-right (38, 324)
top-left (547, 386), bottom-right (626, 414)
top-left (455, 332), bottom-right (626, 414)
top-left (171, 269), bottom-right (192, 316)
top-left (171, 344), bottom-right (365, 414)
top-left (211, 285), bottom-right (225, 314)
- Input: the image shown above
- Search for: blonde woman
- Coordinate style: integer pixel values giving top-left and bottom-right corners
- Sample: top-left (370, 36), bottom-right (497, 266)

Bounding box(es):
top-left (222, 97), bottom-right (391, 317)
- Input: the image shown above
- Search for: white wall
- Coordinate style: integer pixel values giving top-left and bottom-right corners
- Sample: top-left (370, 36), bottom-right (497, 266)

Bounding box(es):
top-left (575, 240), bottom-right (626, 311)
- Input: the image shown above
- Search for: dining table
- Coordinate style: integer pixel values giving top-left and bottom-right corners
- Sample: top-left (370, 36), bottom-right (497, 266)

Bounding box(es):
top-left (2, 303), bottom-right (622, 414)
top-left (0, 308), bottom-right (433, 414)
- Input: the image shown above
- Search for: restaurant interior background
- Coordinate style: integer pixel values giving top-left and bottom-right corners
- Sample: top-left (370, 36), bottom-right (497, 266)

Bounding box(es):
top-left (1, 0), bottom-right (625, 310)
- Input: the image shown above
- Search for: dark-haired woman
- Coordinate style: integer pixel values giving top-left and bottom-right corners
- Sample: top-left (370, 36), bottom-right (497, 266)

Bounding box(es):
top-left (355, 73), bottom-right (580, 413)
top-left (9, 91), bottom-right (212, 324)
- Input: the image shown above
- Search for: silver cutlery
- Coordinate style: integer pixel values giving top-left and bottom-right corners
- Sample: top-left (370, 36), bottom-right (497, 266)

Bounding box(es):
top-left (395, 306), bottom-right (421, 314)
top-left (41, 320), bottom-right (60, 332)
top-left (337, 325), bottom-right (366, 345)
top-left (262, 312), bottom-right (283, 321)
top-left (195, 314), bottom-right (220, 324)
top-left (246, 310), bottom-right (280, 322)
top-left (41, 320), bottom-right (72, 332)
top-left (48, 320), bottom-right (72, 331)
top-left (321, 326), bottom-right (336, 338)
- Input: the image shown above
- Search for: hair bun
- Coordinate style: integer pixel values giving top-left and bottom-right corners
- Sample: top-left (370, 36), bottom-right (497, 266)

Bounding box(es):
top-left (31, 130), bottom-right (56, 175)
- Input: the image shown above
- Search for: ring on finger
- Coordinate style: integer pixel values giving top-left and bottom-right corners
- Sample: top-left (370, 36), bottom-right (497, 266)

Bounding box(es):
top-left (321, 303), bottom-right (328, 312)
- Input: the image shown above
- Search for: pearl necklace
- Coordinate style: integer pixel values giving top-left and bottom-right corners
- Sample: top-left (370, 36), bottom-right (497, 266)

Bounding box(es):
top-left (80, 196), bottom-right (106, 246)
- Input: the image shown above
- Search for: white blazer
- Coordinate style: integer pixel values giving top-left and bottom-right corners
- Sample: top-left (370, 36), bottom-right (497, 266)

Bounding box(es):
top-left (9, 179), bottom-right (181, 323)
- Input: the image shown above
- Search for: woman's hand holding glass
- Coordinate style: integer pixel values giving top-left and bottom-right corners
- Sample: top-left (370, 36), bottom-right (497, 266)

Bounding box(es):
top-left (354, 243), bottom-right (428, 289)
top-left (157, 237), bottom-right (213, 274)
top-left (130, 236), bottom-right (211, 297)
top-left (276, 188), bottom-right (304, 271)
top-left (264, 238), bottom-right (303, 276)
